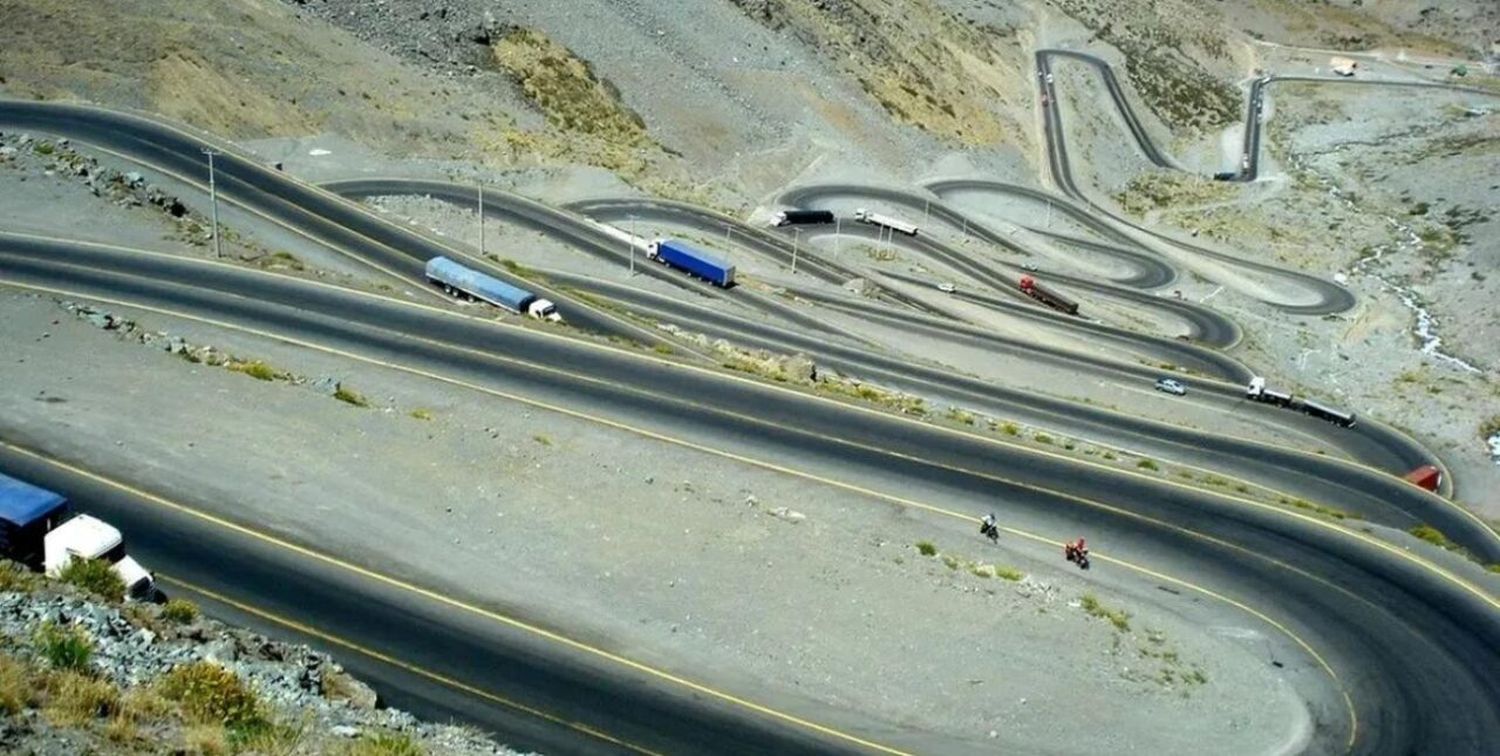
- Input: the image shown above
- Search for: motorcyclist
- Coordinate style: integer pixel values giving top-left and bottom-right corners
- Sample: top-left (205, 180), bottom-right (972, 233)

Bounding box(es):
top-left (979, 513), bottom-right (999, 542)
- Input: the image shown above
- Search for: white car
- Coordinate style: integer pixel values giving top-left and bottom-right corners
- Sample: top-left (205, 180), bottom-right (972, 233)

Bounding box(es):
top-left (937, 282), bottom-right (957, 293)
top-left (1021, 262), bottom-right (1038, 272)
top-left (1045, 73), bottom-right (1054, 84)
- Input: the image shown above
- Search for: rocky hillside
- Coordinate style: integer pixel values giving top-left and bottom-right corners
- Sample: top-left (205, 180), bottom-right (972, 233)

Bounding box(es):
top-left (0, 562), bottom-right (522, 755)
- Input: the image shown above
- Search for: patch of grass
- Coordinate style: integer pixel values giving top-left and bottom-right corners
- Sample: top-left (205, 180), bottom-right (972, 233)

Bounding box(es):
top-left (1409, 524), bottom-right (1458, 551)
top-left (159, 661), bottom-right (267, 735)
top-left (1033, 433), bottom-right (1054, 445)
top-left (1136, 459), bottom-right (1159, 471)
top-left (58, 557), bottom-right (126, 601)
top-left (1000, 422), bottom-right (1020, 436)
top-left (1102, 451), bottom-right (1117, 461)
top-left (229, 360), bottom-right (284, 382)
top-left (44, 670), bottom-right (119, 726)
top-left (969, 564), bottom-right (993, 579)
top-left (409, 408), bottom-right (434, 421)
top-left (915, 540), bottom-right (937, 557)
top-left (35, 623), bottom-right (94, 672)
top-left (336, 732), bottom-right (425, 756)
top-left (494, 28), bottom-right (653, 147)
top-left (946, 407), bottom-right (976, 426)
top-left (35, 141), bottom-right (55, 155)
top-left (941, 555), bottom-right (959, 571)
top-left (1175, 470), bottom-right (1194, 480)
top-left (1080, 593), bottom-right (1131, 632)
top-left (333, 386), bottom-right (369, 407)
top-left (532, 434), bottom-right (552, 447)
top-left (653, 343), bottom-right (674, 355)
top-left (1486, 563), bottom-right (1500, 574)
top-left (161, 599), bottom-right (200, 624)
top-left (0, 654), bottom-right (35, 715)
top-left (994, 566), bottom-right (1024, 582)
top-left (0, 561), bottom-right (40, 593)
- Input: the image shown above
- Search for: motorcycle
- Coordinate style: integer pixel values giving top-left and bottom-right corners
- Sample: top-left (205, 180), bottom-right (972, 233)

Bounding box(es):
top-left (1064, 539), bottom-right (1091, 570)
top-left (979, 519), bottom-right (1000, 544)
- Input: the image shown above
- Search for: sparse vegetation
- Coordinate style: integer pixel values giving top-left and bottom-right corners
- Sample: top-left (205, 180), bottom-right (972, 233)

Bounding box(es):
top-left (1033, 433), bottom-right (1054, 445)
top-left (1409, 524), bottom-right (1458, 551)
top-left (409, 408), bottom-right (434, 421)
top-left (229, 360), bottom-right (285, 382)
top-left (35, 623), bottom-right (94, 672)
top-left (941, 555), bottom-right (959, 571)
top-left (1114, 171), bottom-right (1233, 217)
top-left (1136, 459), bottom-right (1159, 471)
top-left (1079, 593), bottom-right (1131, 632)
top-left (158, 661), bottom-right (267, 736)
top-left (532, 434), bottom-right (553, 447)
top-left (915, 540), bottom-right (938, 557)
top-left (58, 558), bottom-right (126, 602)
top-left (994, 566), bottom-right (1024, 582)
top-left (1000, 422), bottom-right (1020, 436)
top-left (338, 732), bottom-right (425, 756)
top-left (333, 386), bottom-right (370, 407)
top-left (161, 599), bottom-right (200, 625)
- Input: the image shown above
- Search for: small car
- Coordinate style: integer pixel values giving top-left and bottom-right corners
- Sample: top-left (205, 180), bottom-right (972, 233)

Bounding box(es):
top-left (1045, 72), bottom-right (1054, 84)
top-left (937, 282), bottom-right (957, 293)
top-left (1154, 377), bottom-right (1187, 396)
top-left (1021, 262), bottom-right (1039, 272)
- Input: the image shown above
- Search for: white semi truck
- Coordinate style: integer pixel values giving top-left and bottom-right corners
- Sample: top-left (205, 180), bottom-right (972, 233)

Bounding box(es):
top-left (853, 208), bottom-right (919, 237)
top-left (0, 472), bottom-right (156, 600)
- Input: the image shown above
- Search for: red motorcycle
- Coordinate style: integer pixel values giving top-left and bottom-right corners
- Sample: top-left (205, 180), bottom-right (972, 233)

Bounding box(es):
top-left (1064, 538), bottom-right (1091, 570)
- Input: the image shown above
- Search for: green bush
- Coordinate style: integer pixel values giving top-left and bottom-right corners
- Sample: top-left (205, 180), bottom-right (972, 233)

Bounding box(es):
top-left (1136, 459), bottom-right (1159, 471)
top-left (1079, 594), bottom-right (1131, 632)
top-left (334, 386), bottom-right (369, 407)
top-left (1000, 422), bottom-right (1020, 436)
top-left (159, 662), bottom-right (266, 734)
top-left (338, 732), bottom-right (425, 756)
top-left (915, 541), bottom-right (937, 557)
top-left (232, 360), bottom-right (283, 381)
top-left (1409, 524), bottom-right (1455, 550)
top-left (161, 599), bottom-right (200, 624)
top-left (36, 623), bottom-right (93, 672)
top-left (1033, 433), bottom-right (1054, 445)
top-left (58, 558), bottom-right (125, 602)
top-left (409, 408), bottom-right (434, 421)
top-left (994, 566), bottom-right (1024, 582)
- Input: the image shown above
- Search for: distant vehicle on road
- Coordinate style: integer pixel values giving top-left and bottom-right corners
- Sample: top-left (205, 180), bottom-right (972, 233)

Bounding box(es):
top-left (1330, 57), bottom-right (1358, 77)
top-left (425, 256), bottom-right (561, 321)
top-left (1300, 398), bottom-right (1357, 428)
top-left (770, 209), bottom-right (835, 227)
top-left (0, 472), bottom-right (156, 601)
top-left (1404, 465), bottom-right (1442, 493)
top-left (853, 208), bottom-right (919, 237)
top-left (1045, 72), bottom-right (1054, 84)
top-left (1021, 262), bottom-right (1038, 272)
top-left (648, 239), bottom-right (736, 288)
top-left (1213, 171), bottom-right (1238, 181)
top-left (1154, 377), bottom-right (1186, 396)
top-left (937, 282), bottom-right (956, 293)
top-left (1018, 275), bottom-right (1079, 315)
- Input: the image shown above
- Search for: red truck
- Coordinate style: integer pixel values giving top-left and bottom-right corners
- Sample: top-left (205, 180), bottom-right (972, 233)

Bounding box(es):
top-left (1019, 275), bottom-right (1079, 315)
top-left (1404, 465), bottom-right (1442, 493)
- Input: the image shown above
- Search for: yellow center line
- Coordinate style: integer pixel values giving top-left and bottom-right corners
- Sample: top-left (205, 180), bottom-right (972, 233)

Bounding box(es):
top-left (158, 574), bottom-right (664, 756)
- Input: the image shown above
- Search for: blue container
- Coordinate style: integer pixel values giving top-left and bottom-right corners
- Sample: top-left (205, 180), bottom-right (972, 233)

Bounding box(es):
top-left (653, 240), bottom-right (735, 287)
top-left (426, 256), bottom-right (537, 313)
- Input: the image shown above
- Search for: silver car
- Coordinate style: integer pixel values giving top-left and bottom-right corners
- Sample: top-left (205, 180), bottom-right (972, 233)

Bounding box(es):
top-left (1154, 377), bottom-right (1186, 396)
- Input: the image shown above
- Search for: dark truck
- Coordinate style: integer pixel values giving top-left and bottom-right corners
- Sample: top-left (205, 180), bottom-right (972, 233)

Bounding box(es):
top-left (770, 210), bottom-right (835, 227)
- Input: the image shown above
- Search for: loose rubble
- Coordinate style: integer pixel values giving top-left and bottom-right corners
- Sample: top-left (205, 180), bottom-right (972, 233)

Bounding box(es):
top-left (0, 568), bottom-right (527, 754)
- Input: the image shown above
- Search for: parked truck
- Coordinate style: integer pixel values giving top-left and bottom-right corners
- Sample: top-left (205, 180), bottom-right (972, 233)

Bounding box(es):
top-left (647, 239), bottom-right (736, 287)
top-left (1018, 275), bottom-right (1079, 315)
top-left (0, 472), bottom-right (156, 600)
top-left (425, 256), bottom-right (561, 322)
top-left (770, 210), bottom-right (835, 227)
top-left (853, 208), bottom-right (919, 237)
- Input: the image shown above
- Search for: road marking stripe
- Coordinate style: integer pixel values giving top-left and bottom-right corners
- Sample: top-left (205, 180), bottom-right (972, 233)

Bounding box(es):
top-left (159, 575), bottom-right (663, 756)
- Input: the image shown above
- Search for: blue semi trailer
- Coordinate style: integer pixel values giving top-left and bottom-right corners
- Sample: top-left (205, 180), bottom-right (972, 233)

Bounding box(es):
top-left (425, 256), bottom-right (561, 322)
top-left (647, 239), bottom-right (736, 287)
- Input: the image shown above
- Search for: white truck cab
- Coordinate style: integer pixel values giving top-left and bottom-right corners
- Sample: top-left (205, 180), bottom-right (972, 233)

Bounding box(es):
top-left (44, 515), bottom-right (156, 601)
top-left (527, 299), bottom-right (561, 322)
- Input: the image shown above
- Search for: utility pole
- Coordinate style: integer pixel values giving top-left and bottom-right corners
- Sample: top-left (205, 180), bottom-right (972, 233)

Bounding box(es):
top-left (724, 223), bottom-right (732, 247)
top-left (961, 216), bottom-right (969, 244)
top-left (791, 228), bottom-right (801, 275)
top-left (1046, 200), bottom-right (1052, 229)
top-left (833, 217), bottom-right (841, 258)
top-left (202, 148), bottom-right (222, 259)
top-left (477, 183), bottom-right (485, 258)
top-left (923, 198), bottom-right (931, 227)
top-left (629, 214), bottom-right (637, 276)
